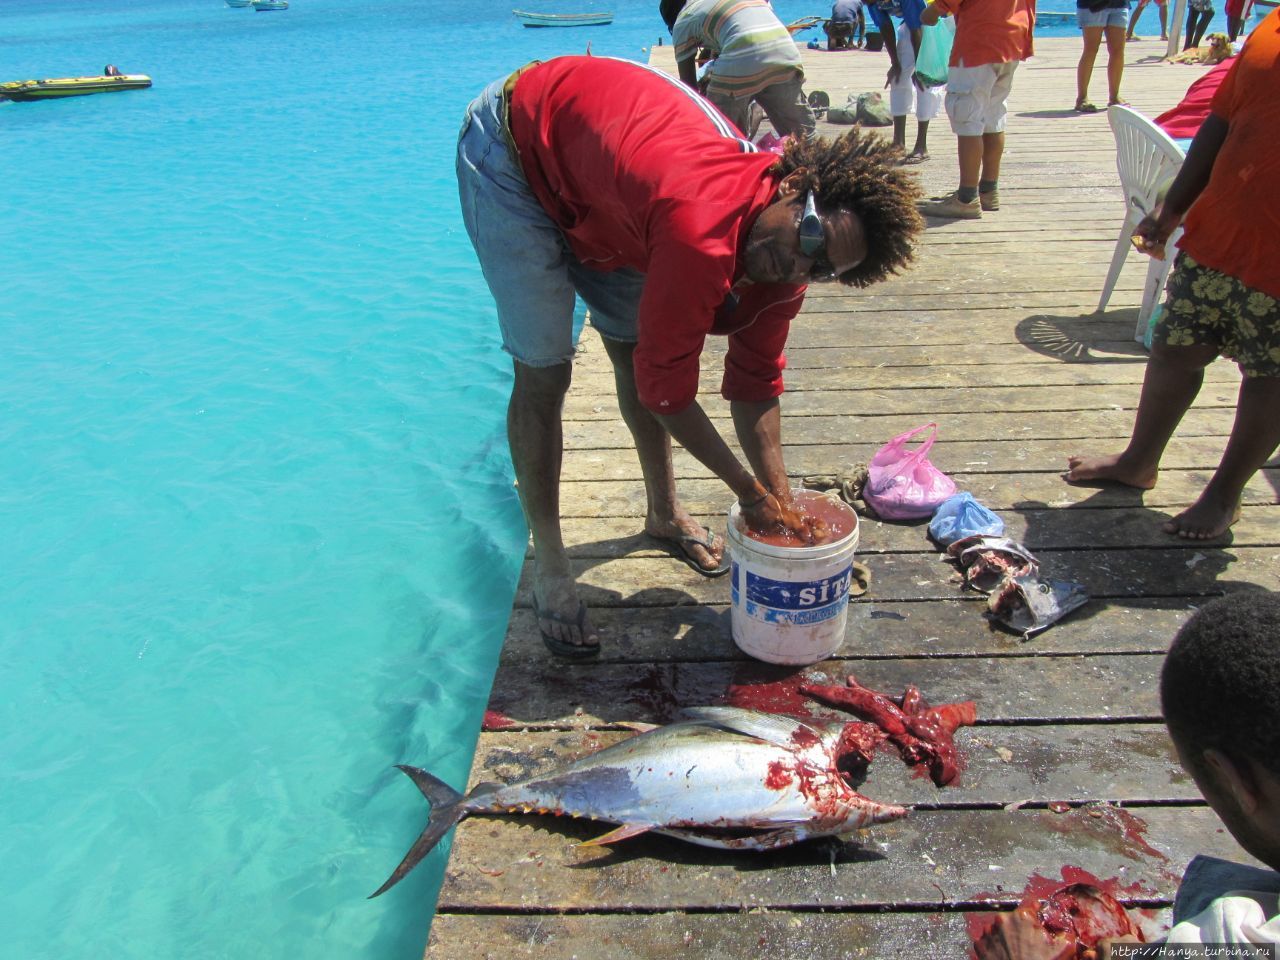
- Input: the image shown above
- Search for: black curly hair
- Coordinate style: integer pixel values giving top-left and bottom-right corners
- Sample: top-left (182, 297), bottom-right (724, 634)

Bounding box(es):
top-left (770, 127), bottom-right (923, 287)
top-left (1161, 591), bottom-right (1280, 778)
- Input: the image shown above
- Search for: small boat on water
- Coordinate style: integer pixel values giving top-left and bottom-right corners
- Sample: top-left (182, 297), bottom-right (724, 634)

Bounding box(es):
top-left (1035, 11), bottom-right (1076, 24)
top-left (512, 9), bottom-right (613, 27)
top-left (0, 73), bottom-right (152, 101)
top-left (225, 0), bottom-right (254, 7)
top-left (785, 16), bottom-right (823, 34)
top-left (252, 0), bottom-right (289, 9)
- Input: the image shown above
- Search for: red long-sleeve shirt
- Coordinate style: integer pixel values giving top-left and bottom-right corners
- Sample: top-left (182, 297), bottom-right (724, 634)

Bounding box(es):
top-left (507, 56), bottom-right (806, 413)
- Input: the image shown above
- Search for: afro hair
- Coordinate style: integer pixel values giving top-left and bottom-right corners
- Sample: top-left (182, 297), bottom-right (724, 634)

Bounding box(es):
top-left (1161, 591), bottom-right (1280, 777)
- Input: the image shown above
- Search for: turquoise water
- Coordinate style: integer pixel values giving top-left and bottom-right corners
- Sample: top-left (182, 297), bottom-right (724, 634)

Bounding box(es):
top-left (0, 0), bottom-right (1239, 957)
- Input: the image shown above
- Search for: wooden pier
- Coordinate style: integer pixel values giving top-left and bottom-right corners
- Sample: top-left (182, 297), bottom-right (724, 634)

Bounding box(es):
top-left (426, 37), bottom-right (1275, 958)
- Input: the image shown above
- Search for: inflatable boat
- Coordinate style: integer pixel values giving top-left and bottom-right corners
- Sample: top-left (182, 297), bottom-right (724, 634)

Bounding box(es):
top-left (0, 74), bottom-right (152, 101)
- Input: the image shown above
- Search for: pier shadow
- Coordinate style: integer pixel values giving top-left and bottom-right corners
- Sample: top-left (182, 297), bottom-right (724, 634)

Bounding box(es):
top-left (1014, 310), bottom-right (1149, 364)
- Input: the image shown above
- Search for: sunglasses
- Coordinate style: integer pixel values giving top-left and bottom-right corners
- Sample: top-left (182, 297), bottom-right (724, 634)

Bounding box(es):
top-left (798, 191), bottom-right (837, 282)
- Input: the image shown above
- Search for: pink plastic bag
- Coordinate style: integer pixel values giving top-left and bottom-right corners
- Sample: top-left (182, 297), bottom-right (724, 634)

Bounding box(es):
top-left (864, 422), bottom-right (957, 520)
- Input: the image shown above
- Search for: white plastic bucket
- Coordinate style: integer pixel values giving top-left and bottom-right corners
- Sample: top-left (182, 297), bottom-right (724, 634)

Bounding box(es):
top-left (726, 497), bottom-right (860, 665)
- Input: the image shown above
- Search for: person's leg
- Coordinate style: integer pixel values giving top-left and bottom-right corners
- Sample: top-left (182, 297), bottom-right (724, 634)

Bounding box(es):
top-left (1104, 24), bottom-right (1127, 104)
top-left (1077, 26), bottom-right (1104, 109)
top-left (1064, 253), bottom-right (1220, 496)
top-left (1228, 15), bottom-right (1243, 40)
top-left (456, 74), bottom-right (595, 649)
top-left (910, 79), bottom-right (943, 161)
top-left (1166, 375), bottom-right (1280, 538)
top-left (1064, 341), bottom-right (1218, 487)
top-left (1184, 5), bottom-right (1198, 49)
top-left (1165, 264), bottom-right (1280, 539)
top-left (707, 89), bottom-right (754, 138)
top-left (1193, 9), bottom-right (1213, 47)
top-left (508, 360), bottom-right (596, 648)
top-left (979, 132), bottom-right (1004, 183)
top-left (1126, 0), bottom-right (1147, 40)
top-left (596, 335), bottom-right (726, 568)
top-left (1157, 1), bottom-right (1169, 40)
top-left (752, 73), bottom-right (816, 139)
top-left (977, 62), bottom-right (1015, 209)
top-left (919, 64), bottom-right (989, 217)
top-left (889, 23), bottom-right (915, 150)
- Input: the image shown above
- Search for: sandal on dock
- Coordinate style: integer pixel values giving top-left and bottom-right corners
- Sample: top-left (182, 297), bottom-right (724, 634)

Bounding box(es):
top-left (648, 529), bottom-right (731, 578)
top-left (532, 596), bottom-right (600, 660)
top-left (1074, 100), bottom-right (1100, 113)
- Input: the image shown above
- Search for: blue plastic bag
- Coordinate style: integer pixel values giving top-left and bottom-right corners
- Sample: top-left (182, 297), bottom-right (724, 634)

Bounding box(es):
top-left (928, 492), bottom-right (1004, 546)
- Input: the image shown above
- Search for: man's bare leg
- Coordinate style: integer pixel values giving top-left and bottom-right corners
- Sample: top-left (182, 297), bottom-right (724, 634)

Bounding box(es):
top-left (1165, 375), bottom-right (1280, 539)
top-left (509, 359), bottom-right (597, 649)
top-left (1064, 342), bottom-right (1219, 489)
top-left (599, 336), bottom-right (725, 570)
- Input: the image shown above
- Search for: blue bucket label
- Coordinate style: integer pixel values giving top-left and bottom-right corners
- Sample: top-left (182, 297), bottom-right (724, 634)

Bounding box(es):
top-left (742, 564), bottom-right (854, 625)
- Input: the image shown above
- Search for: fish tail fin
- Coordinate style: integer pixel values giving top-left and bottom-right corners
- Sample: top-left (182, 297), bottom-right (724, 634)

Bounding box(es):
top-left (368, 765), bottom-right (469, 899)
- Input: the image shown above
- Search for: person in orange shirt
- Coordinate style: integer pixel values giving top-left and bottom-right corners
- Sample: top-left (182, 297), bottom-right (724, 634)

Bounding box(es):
top-left (916, 0), bottom-right (1036, 218)
top-left (1065, 9), bottom-right (1280, 540)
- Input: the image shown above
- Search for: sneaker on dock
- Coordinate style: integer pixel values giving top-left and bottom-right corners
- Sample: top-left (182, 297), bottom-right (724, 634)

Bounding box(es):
top-left (980, 189), bottom-right (999, 211)
top-left (918, 191), bottom-right (981, 219)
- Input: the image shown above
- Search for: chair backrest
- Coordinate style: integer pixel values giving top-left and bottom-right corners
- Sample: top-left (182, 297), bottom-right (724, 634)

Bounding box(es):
top-left (1108, 104), bottom-right (1186, 218)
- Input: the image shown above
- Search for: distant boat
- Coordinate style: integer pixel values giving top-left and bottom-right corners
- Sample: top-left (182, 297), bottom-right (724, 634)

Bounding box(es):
top-left (1035, 11), bottom-right (1076, 24)
top-left (512, 9), bottom-right (613, 27)
top-left (785, 16), bottom-right (823, 35)
top-left (0, 73), bottom-right (152, 101)
top-left (252, 0), bottom-right (289, 9)
top-left (225, 0), bottom-right (253, 7)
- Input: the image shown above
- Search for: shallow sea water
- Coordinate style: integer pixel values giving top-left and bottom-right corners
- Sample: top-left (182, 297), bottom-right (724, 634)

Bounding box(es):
top-left (0, 0), bottom-right (1234, 957)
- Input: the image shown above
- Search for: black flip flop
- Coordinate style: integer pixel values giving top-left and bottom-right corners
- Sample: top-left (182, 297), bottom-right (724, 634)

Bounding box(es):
top-left (532, 596), bottom-right (599, 660)
top-left (649, 529), bottom-right (731, 578)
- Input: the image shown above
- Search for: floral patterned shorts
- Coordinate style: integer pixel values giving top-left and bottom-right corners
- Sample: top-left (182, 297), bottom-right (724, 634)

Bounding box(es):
top-left (1156, 253), bottom-right (1280, 378)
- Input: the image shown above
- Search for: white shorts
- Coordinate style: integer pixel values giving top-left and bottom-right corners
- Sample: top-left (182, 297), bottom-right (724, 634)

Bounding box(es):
top-left (944, 60), bottom-right (1019, 137)
top-left (889, 23), bottom-right (943, 121)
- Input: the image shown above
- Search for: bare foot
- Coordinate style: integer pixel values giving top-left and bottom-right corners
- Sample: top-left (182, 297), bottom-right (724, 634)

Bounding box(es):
top-left (1162, 498), bottom-right (1242, 540)
top-left (1063, 453), bottom-right (1158, 489)
top-left (645, 513), bottom-right (725, 572)
top-left (532, 576), bottom-right (597, 650)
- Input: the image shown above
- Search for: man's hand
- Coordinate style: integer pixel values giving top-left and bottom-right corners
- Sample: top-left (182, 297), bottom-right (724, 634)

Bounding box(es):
top-left (886, 63), bottom-right (902, 88)
top-left (741, 491), bottom-right (829, 544)
top-left (911, 70), bottom-right (927, 91)
top-left (1130, 208), bottom-right (1180, 260)
top-left (973, 907), bottom-right (1075, 960)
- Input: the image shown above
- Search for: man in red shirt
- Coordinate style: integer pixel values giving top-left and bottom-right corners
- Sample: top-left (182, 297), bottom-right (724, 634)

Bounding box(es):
top-left (1065, 9), bottom-right (1280, 541)
top-left (457, 56), bottom-right (922, 657)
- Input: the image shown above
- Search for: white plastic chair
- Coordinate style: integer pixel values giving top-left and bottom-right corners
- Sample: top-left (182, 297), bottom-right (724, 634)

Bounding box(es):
top-left (1098, 105), bottom-right (1186, 343)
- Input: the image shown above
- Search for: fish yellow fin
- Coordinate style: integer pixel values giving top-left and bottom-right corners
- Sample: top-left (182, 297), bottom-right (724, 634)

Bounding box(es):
top-left (577, 822), bottom-right (655, 847)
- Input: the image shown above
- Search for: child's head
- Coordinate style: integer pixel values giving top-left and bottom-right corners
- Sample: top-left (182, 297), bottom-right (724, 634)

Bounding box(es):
top-left (1161, 591), bottom-right (1280, 871)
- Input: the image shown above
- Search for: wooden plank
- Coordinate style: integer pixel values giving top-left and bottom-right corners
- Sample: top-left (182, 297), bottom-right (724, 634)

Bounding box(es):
top-left (469, 724), bottom-right (1195, 805)
top-left (500, 597), bottom-right (1191, 662)
top-left (569, 357), bottom-right (1240, 392)
top-left (548, 506), bottom-right (1280, 555)
top-left (435, 807), bottom-right (1251, 911)
top-left (563, 408), bottom-right (1238, 446)
top-left (484, 655), bottom-right (1170, 728)
top-left (510, 546), bottom-right (1280, 613)
top-left (551, 470), bottom-right (1280, 515)
top-left (561, 382), bottom-right (1242, 418)
top-left (559, 437), bottom-right (1256, 480)
top-left (428, 912), bottom-right (984, 960)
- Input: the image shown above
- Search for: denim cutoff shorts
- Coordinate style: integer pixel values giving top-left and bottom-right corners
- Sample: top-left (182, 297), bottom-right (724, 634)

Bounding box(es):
top-left (455, 76), bottom-right (645, 367)
top-left (1077, 5), bottom-right (1131, 29)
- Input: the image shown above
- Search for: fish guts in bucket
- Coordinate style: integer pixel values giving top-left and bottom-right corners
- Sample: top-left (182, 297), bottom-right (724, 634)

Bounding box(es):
top-left (726, 492), bottom-right (860, 665)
